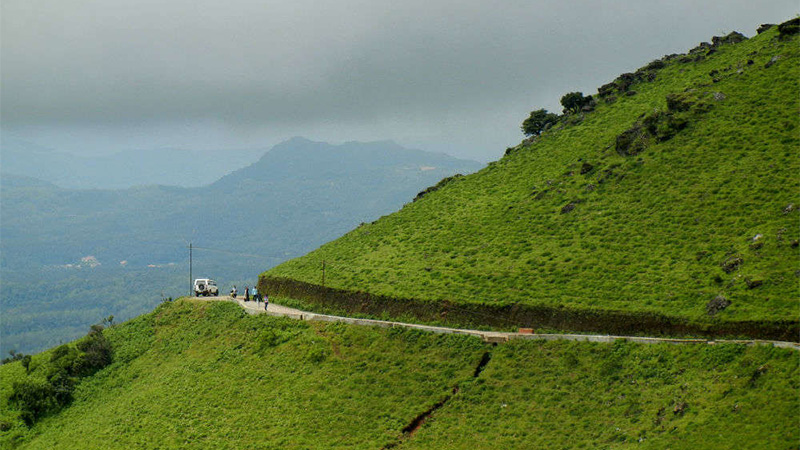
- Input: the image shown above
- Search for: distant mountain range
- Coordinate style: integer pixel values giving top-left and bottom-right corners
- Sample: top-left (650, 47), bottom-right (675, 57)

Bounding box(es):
top-left (0, 137), bottom-right (482, 354)
top-left (0, 135), bottom-right (265, 189)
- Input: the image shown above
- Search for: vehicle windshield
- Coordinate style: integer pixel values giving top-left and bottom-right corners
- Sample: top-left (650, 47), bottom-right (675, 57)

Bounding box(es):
top-left (209, 280), bottom-right (216, 286)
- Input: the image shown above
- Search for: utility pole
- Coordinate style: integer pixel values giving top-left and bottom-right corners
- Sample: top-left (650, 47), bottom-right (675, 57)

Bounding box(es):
top-left (322, 260), bottom-right (326, 287)
top-left (189, 242), bottom-right (193, 297)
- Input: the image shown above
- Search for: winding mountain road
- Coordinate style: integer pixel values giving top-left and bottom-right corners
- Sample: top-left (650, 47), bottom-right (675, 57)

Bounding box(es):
top-left (193, 296), bottom-right (800, 351)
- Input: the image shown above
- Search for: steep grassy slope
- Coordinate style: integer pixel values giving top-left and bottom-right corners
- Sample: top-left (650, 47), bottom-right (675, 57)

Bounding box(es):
top-left (264, 25), bottom-right (799, 335)
top-left (0, 300), bottom-right (485, 449)
top-left (405, 339), bottom-right (799, 450)
top-left (1, 300), bottom-right (796, 449)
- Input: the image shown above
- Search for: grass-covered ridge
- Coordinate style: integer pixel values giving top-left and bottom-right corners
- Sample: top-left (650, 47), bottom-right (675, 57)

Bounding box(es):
top-left (0, 299), bottom-right (486, 448)
top-left (264, 24), bottom-right (799, 331)
top-left (1, 300), bottom-right (796, 449)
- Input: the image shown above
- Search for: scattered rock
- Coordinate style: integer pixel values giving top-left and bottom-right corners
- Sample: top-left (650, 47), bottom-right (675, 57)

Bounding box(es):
top-left (580, 162), bottom-right (595, 174)
top-left (560, 202), bottom-right (577, 214)
top-left (747, 365), bottom-right (769, 387)
top-left (413, 174), bottom-right (463, 202)
top-left (613, 72), bottom-right (638, 92)
top-left (721, 255), bottom-right (743, 273)
top-left (584, 184), bottom-right (596, 192)
top-left (673, 401), bottom-right (688, 415)
top-left (745, 278), bottom-right (763, 289)
top-left (654, 407), bottom-right (666, 426)
top-left (783, 203), bottom-right (794, 214)
top-left (778, 17), bottom-right (800, 38)
top-left (615, 124), bottom-right (650, 156)
top-left (792, 240), bottom-right (799, 248)
top-left (598, 82), bottom-right (617, 97)
top-left (756, 24), bottom-right (775, 34)
top-left (689, 42), bottom-right (712, 55)
top-left (765, 55), bottom-right (782, 68)
top-left (625, 90), bottom-right (638, 96)
top-left (750, 241), bottom-right (764, 250)
top-left (711, 31), bottom-right (747, 47)
top-left (707, 295), bottom-right (731, 316)
top-left (713, 92), bottom-right (726, 101)
top-left (747, 59), bottom-right (754, 65)
top-left (604, 95), bottom-right (617, 104)
top-left (643, 59), bottom-right (666, 71)
top-left (666, 92), bottom-right (695, 112)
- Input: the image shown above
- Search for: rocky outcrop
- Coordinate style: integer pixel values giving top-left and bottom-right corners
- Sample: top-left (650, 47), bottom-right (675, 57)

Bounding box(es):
top-left (707, 295), bottom-right (731, 316)
top-left (778, 17), bottom-right (799, 39)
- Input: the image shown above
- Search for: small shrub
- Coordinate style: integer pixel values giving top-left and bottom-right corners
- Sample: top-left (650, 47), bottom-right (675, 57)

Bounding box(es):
top-left (560, 92), bottom-right (592, 114)
top-left (521, 109), bottom-right (559, 136)
top-left (9, 379), bottom-right (58, 426)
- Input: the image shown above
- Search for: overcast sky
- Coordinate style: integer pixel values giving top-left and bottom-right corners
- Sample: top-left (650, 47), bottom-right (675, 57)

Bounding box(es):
top-left (1, 1), bottom-right (797, 162)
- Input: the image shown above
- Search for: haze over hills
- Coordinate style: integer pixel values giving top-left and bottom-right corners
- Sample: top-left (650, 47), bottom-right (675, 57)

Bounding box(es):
top-left (0, 137), bottom-right (482, 354)
top-left (0, 135), bottom-right (265, 189)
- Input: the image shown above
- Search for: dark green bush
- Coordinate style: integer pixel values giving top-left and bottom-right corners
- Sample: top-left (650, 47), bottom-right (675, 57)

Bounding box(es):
top-left (9, 324), bottom-right (114, 427)
top-left (560, 92), bottom-right (592, 114)
top-left (521, 109), bottom-right (559, 136)
top-left (74, 327), bottom-right (113, 377)
top-left (9, 379), bottom-right (58, 426)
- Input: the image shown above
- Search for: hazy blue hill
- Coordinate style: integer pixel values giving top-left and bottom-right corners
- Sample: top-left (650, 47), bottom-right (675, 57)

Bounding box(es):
top-left (0, 138), bottom-right (481, 354)
top-left (0, 175), bottom-right (58, 189)
top-left (0, 135), bottom-right (264, 189)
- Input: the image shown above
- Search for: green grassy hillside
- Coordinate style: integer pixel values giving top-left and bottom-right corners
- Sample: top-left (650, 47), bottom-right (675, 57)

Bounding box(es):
top-left (264, 24), bottom-right (799, 334)
top-left (1, 300), bottom-right (796, 449)
top-left (1, 300), bottom-right (486, 449)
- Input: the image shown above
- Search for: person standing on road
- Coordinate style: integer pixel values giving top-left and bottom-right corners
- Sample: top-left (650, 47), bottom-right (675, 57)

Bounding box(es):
top-left (244, 285), bottom-right (250, 302)
top-left (264, 293), bottom-right (269, 311)
top-left (251, 286), bottom-right (258, 303)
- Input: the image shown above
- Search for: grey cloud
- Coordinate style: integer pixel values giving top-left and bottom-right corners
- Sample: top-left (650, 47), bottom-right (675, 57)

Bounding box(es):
top-left (1, 0), bottom-right (797, 160)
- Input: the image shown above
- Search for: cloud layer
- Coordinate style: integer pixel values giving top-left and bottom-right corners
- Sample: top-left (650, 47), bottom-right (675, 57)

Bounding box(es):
top-left (2, 0), bottom-right (796, 160)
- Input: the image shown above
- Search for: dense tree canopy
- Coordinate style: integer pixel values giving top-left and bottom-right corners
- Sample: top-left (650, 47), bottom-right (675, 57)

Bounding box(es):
top-left (560, 92), bottom-right (591, 113)
top-left (521, 109), bottom-right (559, 136)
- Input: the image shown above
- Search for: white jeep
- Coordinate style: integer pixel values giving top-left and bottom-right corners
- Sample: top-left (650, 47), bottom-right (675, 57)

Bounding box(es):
top-left (194, 278), bottom-right (219, 297)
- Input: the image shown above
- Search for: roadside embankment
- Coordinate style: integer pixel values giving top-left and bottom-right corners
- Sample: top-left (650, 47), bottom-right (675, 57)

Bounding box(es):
top-left (257, 276), bottom-right (800, 343)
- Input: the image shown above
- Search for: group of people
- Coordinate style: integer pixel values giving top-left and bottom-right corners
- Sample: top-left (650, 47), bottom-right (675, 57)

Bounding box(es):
top-left (230, 285), bottom-right (269, 310)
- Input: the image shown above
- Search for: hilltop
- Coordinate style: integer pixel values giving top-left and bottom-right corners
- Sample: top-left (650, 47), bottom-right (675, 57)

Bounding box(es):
top-left (263, 22), bottom-right (800, 339)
